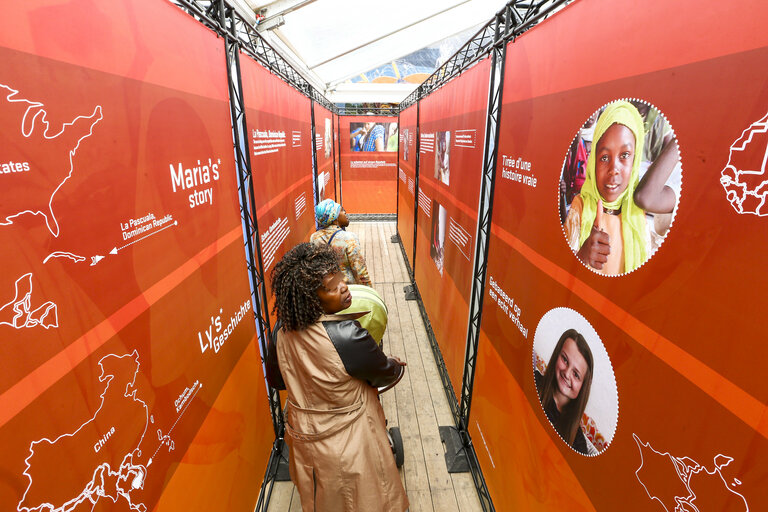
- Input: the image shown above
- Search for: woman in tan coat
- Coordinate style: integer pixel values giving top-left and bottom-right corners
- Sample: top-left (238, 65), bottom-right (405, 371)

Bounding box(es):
top-left (266, 243), bottom-right (409, 512)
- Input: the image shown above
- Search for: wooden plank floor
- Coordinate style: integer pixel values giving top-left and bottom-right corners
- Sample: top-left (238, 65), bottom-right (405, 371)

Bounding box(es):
top-left (265, 222), bottom-right (483, 512)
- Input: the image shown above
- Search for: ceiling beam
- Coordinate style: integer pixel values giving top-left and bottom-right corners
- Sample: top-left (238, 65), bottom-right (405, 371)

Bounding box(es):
top-left (327, 83), bottom-right (417, 104)
top-left (255, 15), bottom-right (285, 31)
top-left (322, 21), bottom-right (482, 89)
top-left (307, 0), bottom-right (470, 69)
top-left (257, 0), bottom-right (319, 19)
top-left (225, 0), bottom-right (259, 25)
top-left (257, 30), bottom-right (328, 93)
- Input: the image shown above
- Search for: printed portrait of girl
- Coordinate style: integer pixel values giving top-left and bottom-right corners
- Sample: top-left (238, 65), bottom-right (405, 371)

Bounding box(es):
top-left (535, 328), bottom-right (593, 454)
top-left (533, 308), bottom-right (618, 456)
top-left (560, 100), bottom-right (682, 275)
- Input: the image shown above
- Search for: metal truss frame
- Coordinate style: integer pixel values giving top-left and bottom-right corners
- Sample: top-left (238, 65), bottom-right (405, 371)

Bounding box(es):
top-left (338, 105), bottom-right (400, 116)
top-left (311, 88), bottom-right (337, 115)
top-left (335, 112), bottom-right (344, 205)
top-left (217, 0), bottom-right (337, 113)
top-left (395, 100), bottom-right (420, 283)
top-left (166, 1), bottom-right (577, 510)
top-left (171, 0), bottom-right (342, 426)
top-left (170, 0), bottom-right (225, 35)
top-left (411, 100), bottom-right (421, 278)
top-left (331, 113), bottom-right (339, 202)
top-left (217, 3), bottom-right (290, 510)
top-left (310, 100), bottom-right (320, 206)
top-left (456, 8), bottom-right (510, 511)
top-left (395, 111), bottom-right (401, 222)
top-left (399, 0), bottom-right (571, 111)
top-left (218, 0), bottom-right (280, 430)
top-left (347, 213), bottom-right (397, 222)
top-left (392, 2), bottom-right (573, 510)
top-left (459, 0), bottom-right (572, 445)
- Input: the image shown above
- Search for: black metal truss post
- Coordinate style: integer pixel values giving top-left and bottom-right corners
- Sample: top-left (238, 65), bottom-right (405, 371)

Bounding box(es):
top-left (411, 100), bottom-right (421, 280)
top-left (219, 1), bottom-right (281, 439)
top-left (459, 3), bottom-right (509, 437)
top-left (452, 0), bottom-right (572, 434)
top-left (385, 2), bottom-right (574, 509)
top-left (455, 8), bottom-right (511, 512)
top-left (395, 112), bottom-right (401, 223)
top-left (336, 115), bottom-right (343, 206)
top-left (310, 100), bottom-right (319, 207)
top-left (253, 437), bottom-right (285, 512)
top-left (332, 115), bottom-right (337, 203)
top-left (331, 114), bottom-right (336, 202)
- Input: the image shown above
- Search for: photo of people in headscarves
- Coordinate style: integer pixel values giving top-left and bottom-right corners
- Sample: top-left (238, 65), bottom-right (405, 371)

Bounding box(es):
top-left (429, 199), bottom-right (447, 275)
top-left (435, 131), bottom-right (450, 185)
top-left (532, 307), bottom-right (618, 456)
top-left (324, 118), bottom-right (332, 158)
top-left (560, 99), bottom-right (682, 275)
top-left (350, 121), bottom-right (398, 152)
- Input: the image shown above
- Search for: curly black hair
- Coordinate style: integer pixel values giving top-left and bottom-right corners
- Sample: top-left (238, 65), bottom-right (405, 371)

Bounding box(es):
top-left (271, 242), bottom-right (340, 331)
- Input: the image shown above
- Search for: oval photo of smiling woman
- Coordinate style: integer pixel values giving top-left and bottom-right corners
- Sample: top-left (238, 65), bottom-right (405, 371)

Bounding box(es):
top-left (559, 99), bottom-right (682, 276)
top-left (532, 307), bottom-right (618, 456)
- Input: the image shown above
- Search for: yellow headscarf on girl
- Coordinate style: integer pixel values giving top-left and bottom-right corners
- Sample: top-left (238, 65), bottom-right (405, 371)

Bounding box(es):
top-left (578, 101), bottom-right (647, 273)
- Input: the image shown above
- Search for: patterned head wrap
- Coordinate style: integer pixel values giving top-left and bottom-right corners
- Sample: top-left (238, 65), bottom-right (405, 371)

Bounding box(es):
top-left (315, 199), bottom-right (342, 228)
top-left (579, 101), bottom-right (648, 273)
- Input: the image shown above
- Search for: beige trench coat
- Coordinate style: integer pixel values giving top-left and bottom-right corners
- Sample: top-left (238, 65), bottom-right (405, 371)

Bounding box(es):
top-left (276, 313), bottom-right (409, 512)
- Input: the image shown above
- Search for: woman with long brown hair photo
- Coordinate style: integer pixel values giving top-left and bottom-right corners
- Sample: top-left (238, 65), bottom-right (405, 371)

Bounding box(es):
top-left (535, 328), bottom-right (594, 455)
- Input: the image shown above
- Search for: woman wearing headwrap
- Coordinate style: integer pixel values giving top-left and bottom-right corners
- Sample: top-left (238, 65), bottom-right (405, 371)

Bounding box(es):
top-left (310, 199), bottom-right (372, 287)
top-left (564, 100), bottom-right (675, 275)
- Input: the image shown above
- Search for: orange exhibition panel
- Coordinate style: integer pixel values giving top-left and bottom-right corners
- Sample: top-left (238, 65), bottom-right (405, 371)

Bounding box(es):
top-left (414, 59), bottom-right (491, 400)
top-left (0, 1), bottom-right (274, 510)
top-left (470, 0), bottom-right (768, 509)
top-left (397, 104), bottom-right (418, 271)
top-left (338, 115), bottom-right (398, 214)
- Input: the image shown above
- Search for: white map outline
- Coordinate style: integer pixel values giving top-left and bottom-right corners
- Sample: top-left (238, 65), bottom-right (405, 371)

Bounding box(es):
top-left (720, 111), bottom-right (768, 216)
top-left (109, 220), bottom-right (178, 255)
top-left (633, 433), bottom-right (749, 512)
top-left (147, 381), bottom-right (201, 467)
top-left (0, 273), bottom-right (58, 330)
top-left (0, 83), bottom-right (103, 237)
top-left (43, 252), bottom-right (86, 264)
top-left (17, 352), bottom-right (149, 512)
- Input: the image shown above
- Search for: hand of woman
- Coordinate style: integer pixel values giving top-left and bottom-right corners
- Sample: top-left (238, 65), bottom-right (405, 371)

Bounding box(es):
top-left (390, 355), bottom-right (407, 367)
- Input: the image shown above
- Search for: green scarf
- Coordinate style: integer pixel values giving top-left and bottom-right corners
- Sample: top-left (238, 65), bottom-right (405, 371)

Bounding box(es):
top-left (578, 101), bottom-right (647, 273)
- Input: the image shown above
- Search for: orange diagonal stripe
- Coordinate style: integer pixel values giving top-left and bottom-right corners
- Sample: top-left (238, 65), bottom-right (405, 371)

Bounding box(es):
top-left (492, 224), bottom-right (768, 439)
top-left (0, 225), bottom-right (244, 429)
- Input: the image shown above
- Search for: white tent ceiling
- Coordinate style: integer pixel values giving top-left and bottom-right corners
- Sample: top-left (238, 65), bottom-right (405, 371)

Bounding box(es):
top-left (227, 0), bottom-right (513, 103)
